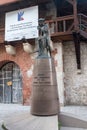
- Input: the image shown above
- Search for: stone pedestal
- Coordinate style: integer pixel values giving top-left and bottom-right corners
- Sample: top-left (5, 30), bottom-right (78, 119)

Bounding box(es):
top-left (31, 58), bottom-right (59, 116)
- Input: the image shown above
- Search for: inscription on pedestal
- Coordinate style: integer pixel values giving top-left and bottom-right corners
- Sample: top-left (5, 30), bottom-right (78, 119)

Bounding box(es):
top-left (33, 73), bottom-right (55, 98)
top-left (34, 77), bottom-right (50, 84)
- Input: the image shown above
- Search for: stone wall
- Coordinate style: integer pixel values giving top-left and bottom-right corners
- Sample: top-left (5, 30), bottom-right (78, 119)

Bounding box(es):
top-left (63, 41), bottom-right (87, 105)
top-left (54, 42), bottom-right (64, 106)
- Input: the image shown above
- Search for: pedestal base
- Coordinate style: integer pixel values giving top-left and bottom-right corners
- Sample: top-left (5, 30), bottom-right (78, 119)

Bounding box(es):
top-left (31, 58), bottom-right (59, 116)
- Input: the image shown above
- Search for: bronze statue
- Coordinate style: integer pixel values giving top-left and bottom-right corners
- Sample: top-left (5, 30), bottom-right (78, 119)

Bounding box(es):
top-left (36, 18), bottom-right (51, 57)
top-left (31, 18), bottom-right (59, 116)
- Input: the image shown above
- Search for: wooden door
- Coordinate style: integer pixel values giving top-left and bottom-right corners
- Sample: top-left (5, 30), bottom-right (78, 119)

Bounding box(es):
top-left (0, 72), bottom-right (3, 103)
top-left (12, 65), bottom-right (22, 103)
top-left (0, 62), bottom-right (22, 104)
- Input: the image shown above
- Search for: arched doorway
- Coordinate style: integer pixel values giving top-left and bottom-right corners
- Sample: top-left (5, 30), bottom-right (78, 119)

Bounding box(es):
top-left (0, 62), bottom-right (22, 104)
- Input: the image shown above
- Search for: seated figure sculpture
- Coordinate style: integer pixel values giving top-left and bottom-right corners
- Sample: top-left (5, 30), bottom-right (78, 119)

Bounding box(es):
top-left (36, 18), bottom-right (51, 57)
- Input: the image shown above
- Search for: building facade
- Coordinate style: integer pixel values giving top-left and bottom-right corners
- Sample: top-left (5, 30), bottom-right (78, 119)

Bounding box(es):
top-left (0, 0), bottom-right (87, 106)
top-left (0, 0), bottom-right (57, 105)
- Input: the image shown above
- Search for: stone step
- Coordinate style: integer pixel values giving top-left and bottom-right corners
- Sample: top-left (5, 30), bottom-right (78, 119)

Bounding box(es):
top-left (60, 127), bottom-right (87, 130)
top-left (59, 112), bottom-right (87, 129)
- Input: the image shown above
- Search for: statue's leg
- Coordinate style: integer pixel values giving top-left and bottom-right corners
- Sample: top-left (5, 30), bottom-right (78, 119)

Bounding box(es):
top-left (38, 40), bottom-right (42, 56)
top-left (39, 39), bottom-right (44, 56)
top-left (46, 38), bottom-right (51, 56)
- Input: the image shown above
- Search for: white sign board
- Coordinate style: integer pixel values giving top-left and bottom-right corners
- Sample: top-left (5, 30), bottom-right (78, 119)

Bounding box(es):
top-left (5, 6), bottom-right (38, 41)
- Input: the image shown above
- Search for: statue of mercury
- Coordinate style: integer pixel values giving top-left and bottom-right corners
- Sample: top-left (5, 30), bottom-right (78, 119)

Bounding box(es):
top-left (36, 18), bottom-right (51, 57)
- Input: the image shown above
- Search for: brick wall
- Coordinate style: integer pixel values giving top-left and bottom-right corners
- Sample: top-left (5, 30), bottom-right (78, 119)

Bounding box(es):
top-left (0, 43), bottom-right (34, 105)
top-left (63, 41), bottom-right (87, 105)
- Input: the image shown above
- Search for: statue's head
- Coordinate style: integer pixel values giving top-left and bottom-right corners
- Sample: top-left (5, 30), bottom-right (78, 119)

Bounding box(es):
top-left (39, 18), bottom-right (45, 26)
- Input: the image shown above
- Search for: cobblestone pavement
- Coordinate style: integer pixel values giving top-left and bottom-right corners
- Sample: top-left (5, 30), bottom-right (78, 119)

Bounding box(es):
top-left (0, 104), bottom-right (87, 130)
top-left (1, 104), bottom-right (87, 120)
top-left (0, 104), bottom-right (30, 120)
top-left (0, 104), bottom-right (58, 130)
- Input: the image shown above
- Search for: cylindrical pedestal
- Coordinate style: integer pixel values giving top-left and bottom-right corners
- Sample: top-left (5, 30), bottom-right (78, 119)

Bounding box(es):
top-left (31, 58), bottom-right (59, 116)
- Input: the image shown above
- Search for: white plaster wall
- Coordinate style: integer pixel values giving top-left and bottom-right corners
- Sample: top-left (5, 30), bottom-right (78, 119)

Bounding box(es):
top-left (63, 41), bottom-right (87, 105)
top-left (54, 42), bottom-right (64, 106)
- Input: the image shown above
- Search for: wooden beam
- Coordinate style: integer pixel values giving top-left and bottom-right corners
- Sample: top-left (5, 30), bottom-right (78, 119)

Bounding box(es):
top-left (73, 0), bottom-right (79, 31)
top-left (73, 32), bottom-right (81, 70)
top-left (0, 0), bottom-right (20, 5)
top-left (0, 0), bottom-right (51, 6)
top-left (66, 0), bottom-right (73, 5)
top-left (66, 0), bottom-right (79, 31)
top-left (67, 22), bottom-right (74, 31)
top-left (37, 0), bottom-right (51, 3)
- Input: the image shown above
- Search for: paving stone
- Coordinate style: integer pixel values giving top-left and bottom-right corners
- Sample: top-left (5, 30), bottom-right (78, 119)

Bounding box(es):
top-left (0, 104), bottom-right (58, 130)
top-left (1, 104), bottom-right (87, 130)
top-left (5, 115), bottom-right (58, 130)
top-left (61, 127), bottom-right (87, 130)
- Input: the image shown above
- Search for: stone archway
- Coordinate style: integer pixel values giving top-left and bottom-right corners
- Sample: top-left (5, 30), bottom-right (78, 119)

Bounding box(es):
top-left (0, 61), bottom-right (23, 104)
